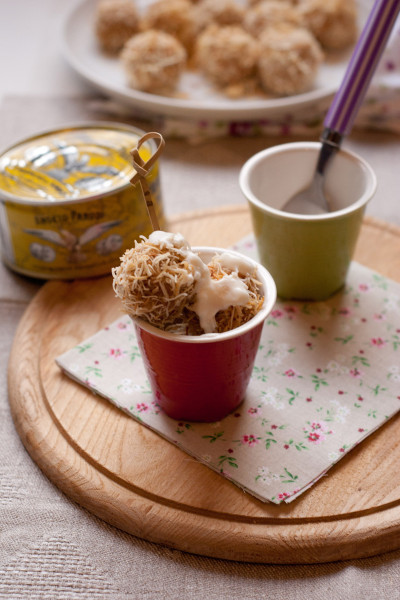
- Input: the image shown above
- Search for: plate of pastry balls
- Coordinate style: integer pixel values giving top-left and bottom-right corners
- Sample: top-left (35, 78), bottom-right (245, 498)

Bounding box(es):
top-left (62, 0), bottom-right (371, 120)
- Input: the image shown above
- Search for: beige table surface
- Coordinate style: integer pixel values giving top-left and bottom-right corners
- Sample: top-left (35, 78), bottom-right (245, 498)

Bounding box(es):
top-left (1, 2), bottom-right (400, 598)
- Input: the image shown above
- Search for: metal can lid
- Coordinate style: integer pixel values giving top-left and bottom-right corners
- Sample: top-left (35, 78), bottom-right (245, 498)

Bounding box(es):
top-left (0, 123), bottom-right (145, 203)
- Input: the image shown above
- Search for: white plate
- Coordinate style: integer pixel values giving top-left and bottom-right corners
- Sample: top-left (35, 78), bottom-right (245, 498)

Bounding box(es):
top-left (61, 0), bottom-right (369, 121)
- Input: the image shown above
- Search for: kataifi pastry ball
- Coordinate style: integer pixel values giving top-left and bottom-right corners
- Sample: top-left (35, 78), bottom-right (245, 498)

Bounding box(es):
top-left (258, 24), bottom-right (323, 95)
top-left (243, 0), bottom-right (301, 38)
top-left (95, 0), bottom-right (140, 54)
top-left (120, 30), bottom-right (187, 94)
top-left (140, 0), bottom-right (196, 53)
top-left (297, 0), bottom-right (358, 50)
top-left (195, 25), bottom-right (259, 87)
top-left (194, 0), bottom-right (245, 34)
top-left (112, 236), bottom-right (197, 330)
top-left (247, 0), bottom-right (295, 5)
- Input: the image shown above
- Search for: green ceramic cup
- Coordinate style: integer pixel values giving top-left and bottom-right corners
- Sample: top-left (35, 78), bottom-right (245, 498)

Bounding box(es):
top-left (239, 142), bottom-right (377, 301)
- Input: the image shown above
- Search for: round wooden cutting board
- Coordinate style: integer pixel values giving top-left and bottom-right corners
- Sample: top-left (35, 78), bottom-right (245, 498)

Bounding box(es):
top-left (8, 206), bottom-right (400, 564)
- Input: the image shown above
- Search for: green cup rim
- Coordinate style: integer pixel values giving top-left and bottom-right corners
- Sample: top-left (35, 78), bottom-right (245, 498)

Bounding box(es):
top-left (239, 141), bottom-right (377, 222)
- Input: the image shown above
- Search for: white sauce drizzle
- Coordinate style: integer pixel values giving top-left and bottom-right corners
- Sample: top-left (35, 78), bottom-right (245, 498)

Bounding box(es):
top-left (148, 231), bottom-right (252, 333)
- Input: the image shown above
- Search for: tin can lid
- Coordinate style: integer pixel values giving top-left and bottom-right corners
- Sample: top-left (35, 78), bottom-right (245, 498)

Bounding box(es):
top-left (0, 124), bottom-right (145, 203)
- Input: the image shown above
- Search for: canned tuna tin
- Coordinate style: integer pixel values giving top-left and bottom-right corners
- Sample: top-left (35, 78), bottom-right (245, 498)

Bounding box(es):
top-left (0, 123), bottom-right (165, 279)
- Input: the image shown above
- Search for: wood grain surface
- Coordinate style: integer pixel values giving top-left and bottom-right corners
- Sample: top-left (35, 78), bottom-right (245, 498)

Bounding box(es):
top-left (8, 205), bottom-right (400, 564)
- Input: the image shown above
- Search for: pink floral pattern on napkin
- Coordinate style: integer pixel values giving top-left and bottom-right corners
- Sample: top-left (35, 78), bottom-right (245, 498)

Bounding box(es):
top-left (56, 243), bottom-right (400, 504)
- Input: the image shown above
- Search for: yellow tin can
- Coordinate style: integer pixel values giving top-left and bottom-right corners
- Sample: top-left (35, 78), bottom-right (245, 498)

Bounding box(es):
top-left (0, 123), bottom-right (165, 279)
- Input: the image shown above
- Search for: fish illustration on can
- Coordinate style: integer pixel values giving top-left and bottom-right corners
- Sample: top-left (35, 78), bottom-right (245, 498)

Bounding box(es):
top-left (24, 219), bottom-right (123, 263)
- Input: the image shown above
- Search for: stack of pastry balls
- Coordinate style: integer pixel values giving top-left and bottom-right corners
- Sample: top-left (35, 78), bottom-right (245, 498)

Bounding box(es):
top-left (95, 0), bottom-right (358, 97)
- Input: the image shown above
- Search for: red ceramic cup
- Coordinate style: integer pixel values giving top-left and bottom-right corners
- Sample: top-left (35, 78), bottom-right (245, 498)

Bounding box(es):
top-left (133, 247), bottom-right (277, 422)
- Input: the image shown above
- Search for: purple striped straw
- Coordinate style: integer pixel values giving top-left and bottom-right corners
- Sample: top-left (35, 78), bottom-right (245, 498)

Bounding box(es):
top-left (324, 0), bottom-right (400, 137)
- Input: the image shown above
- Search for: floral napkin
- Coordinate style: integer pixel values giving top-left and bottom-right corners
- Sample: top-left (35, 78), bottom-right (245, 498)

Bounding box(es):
top-left (56, 238), bottom-right (400, 504)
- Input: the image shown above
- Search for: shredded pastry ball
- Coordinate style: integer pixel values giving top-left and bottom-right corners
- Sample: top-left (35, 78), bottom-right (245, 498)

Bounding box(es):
top-left (120, 30), bottom-right (187, 93)
top-left (193, 0), bottom-right (245, 35)
top-left (243, 1), bottom-right (302, 38)
top-left (112, 232), bottom-right (264, 336)
top-left (112, 233), bottom-right (197, 329)
top-left (247, 0), bottom-right (295, 5)
top-left (95, 0), bottom-right (140, 54)
top-left (204, 255), bottom-right (264, 335)
top-left (258, 24), bottom-right (324, 95)
top-left (140, 0), bottom-right (197, 53)
top-left (94, 0), bottom-right (358, 97)
top-left (195, 25), bottom-right (259, 88)
top-left (297, 0), bottom-right (358, 50)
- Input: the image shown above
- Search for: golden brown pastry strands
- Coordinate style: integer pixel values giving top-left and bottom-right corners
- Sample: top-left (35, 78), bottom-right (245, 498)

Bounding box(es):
top-left (113, 132), bottom-right (264, 335)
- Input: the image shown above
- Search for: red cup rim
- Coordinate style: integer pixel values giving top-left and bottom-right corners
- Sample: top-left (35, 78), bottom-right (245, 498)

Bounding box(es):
top-left (131, 246), bottom-right (277, 344)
